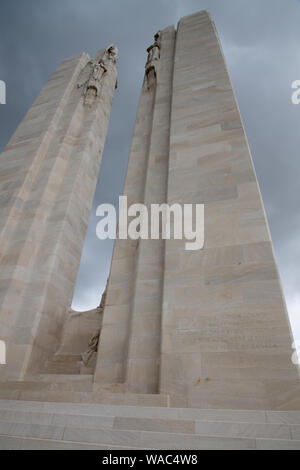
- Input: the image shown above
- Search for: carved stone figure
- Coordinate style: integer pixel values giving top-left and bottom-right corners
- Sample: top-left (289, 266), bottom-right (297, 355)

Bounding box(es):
top-left (145, 31), bottom-right (161, 77)
top-left (78, 45), bottom-right (118, 107)
top-left (80, 281), bottom-right (108, 366)
top-left (81, 328), bottom-right (100, 366)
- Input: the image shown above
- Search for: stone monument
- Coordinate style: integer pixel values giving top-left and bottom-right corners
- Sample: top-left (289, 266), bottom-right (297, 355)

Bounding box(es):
top-left (0, 9), bottom-right (300, 451)
top-left (0, 46), bottom-right (118, 381)
top-left (95, 11), bottom-right (300, 410)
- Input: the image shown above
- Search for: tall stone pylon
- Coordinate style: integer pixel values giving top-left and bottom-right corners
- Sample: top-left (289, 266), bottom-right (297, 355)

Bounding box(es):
top-left (0, 45), bottom-right (118, 380)
top-left (95, 11), bottom-right (300, 410)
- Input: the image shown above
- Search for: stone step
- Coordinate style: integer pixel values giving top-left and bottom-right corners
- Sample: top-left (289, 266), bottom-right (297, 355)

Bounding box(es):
top-left (114, 416), bottom-right (299, 440)
top-left (0, 381), bottom-right (93, 392)
top-left (0, 435), bottom-right (150, 450)
top-left (0, 400), bottom-right (300, 449)
top-left (43, 355), bottom-right (82, 374)
top-left (0, 408), bottom-right (299, 440)
top-left (45, 355), bottom-right (82, 364)
top-left (0, 387), bottom-right (169, 406)
top-left (0, 409), bottom-right (114, 428)
top-left (0, 420), bottom-right (260, 449)
top-left (0, 419), bottom-right (300, 449)
top-left (43, 363), bottom-right (81, 375)
top-left (43, 366), bottom-right (81, 375)
top-left (61, 426), bottom-right (300, 450)
top-left (24, 374), bottom-right (93, 384)
top-left (1, 400), bottom-right (300, 424)
top-left (1, 433), bottom-right (300, 450)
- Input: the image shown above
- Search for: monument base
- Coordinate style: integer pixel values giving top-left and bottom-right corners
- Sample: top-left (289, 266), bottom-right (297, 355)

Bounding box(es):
top-left (0, 398), bottom-right (300, 449)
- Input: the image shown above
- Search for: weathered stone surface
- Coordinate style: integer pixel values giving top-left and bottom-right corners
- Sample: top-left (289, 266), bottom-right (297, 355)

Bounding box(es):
top-left (160, 11), bottom-right (299, 409)
top-left (95, 10), bottom-right (299, 410)
top-left (95, 25), bottom-right (177, 393)
top-left (0, 47), bottom-right (117, 380)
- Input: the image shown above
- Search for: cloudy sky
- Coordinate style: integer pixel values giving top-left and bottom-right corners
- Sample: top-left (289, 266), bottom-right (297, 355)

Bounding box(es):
top-left (0, 0), bottom-right (299, 341)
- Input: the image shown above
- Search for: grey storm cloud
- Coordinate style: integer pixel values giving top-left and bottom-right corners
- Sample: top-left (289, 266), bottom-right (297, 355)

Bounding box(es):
top-left (0, 0), bottom-right (299, 341)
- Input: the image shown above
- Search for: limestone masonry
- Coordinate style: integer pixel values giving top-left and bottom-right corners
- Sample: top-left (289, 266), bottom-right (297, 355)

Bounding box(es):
top-left (0, 10), bottom-right (299, 450)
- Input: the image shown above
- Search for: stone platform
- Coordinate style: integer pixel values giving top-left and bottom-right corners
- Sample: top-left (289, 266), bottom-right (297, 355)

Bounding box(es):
top-left (0, 376), bottom-right (168, 407)
top-left (0, 400), bottom-right (300, 449)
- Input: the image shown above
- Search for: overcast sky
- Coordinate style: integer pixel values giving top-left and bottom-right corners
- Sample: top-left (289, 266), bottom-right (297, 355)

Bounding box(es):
top-left (0, 0), bottom-right (299, 341)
